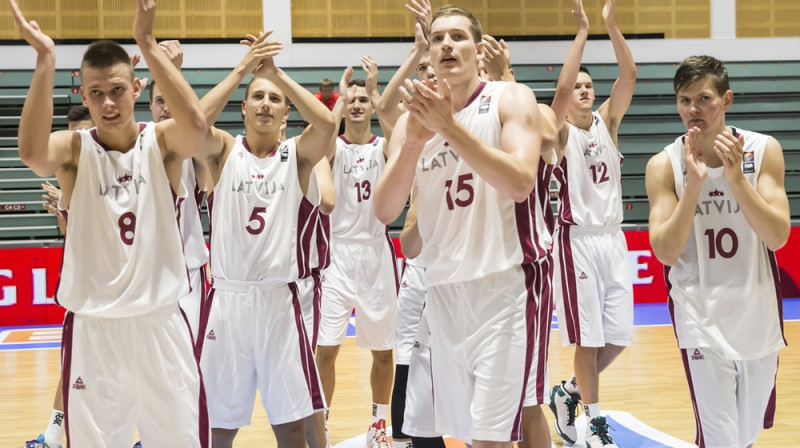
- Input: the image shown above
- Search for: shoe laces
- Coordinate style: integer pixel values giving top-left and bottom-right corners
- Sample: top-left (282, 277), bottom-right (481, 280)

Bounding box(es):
top-left (564, 396), bottom-right (579, 425)
top-left (371, 421), bottom-right (389, 448)
top-left (590, 418), bottom-right (615, 445)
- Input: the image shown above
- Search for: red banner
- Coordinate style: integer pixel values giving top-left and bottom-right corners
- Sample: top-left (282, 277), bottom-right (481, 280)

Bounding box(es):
top-left (2, 228), bottom-right (799, 326)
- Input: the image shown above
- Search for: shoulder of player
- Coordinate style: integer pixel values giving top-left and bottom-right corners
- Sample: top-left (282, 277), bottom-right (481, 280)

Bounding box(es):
top-left (497, 83), bottom-right (538, 117)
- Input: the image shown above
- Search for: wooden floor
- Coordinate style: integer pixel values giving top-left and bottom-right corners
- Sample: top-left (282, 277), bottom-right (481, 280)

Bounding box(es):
top-left (1, 322), bottom-right (798, 447)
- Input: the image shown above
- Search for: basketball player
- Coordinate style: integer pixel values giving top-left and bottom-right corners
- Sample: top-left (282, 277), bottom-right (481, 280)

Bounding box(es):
top-left (374, 5), bottom-right (544, 447)
top-left (191, 31), bottom-right (335, 448)
top-left (315, 58), bottom-right (398, 448)
top-left (646, 55), bottom-right (788, 448)
top-left (547, 1), bottom-right (636, 446)
top-left (27, 106), bottom-right (95, 448)
top-left (11, 0), bottom-right (210, 446)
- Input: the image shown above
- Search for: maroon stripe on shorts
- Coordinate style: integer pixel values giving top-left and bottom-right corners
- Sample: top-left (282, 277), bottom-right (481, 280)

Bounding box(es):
top-left (557, 226), bottom-right (580, 345)
top-left (61, 312), bottom-right (75, 448)
top-left (311, 270), bottom-right (323, 351)
top-left (536, 255), bottom-right (554, 403)
top-left (317, 213), bottom-right (331, 270)
top-left (194, 286), bottom-right (216, 363)
top-left (679, 348), bottom-right (705, 447)
top-left (290, 282), bottom-right (325, 410)
top-left (297, 198), bottom-right (317, 279)
top-left (512, 262), bottom-right (538, 442)
top-left (553, 157), bottom-right (575, 226)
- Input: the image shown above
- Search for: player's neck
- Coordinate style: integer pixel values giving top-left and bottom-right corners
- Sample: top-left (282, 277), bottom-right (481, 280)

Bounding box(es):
top-left (94, 120), bottom-right (141, 153)
top-left (244, 129), bottom-right (282, 158)
top-left (698, 124), bottom-right (731, 166)
top-left (343, 121), bottom-right (373, 144)
top-left (448, 75), bottom-right (483, 112)
top-left (567, 109), bottom-right (593, 130)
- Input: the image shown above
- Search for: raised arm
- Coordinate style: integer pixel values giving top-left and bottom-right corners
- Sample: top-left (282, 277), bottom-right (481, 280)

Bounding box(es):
top-left (255, 62), bottom-right (336, 167)
top-left (375, 22), bottom-right (429, 127)
top-left (10, 0), bottom-right (75, 177)
top-left (552, 0), bottom-right (589, 131)
top-left (719, 133), bottom-right (790, 250)
top-left (405, 80), bottom-right (542, 202)
top-left (646, 128), bottom-right (704, 266)
top-left (134, 0), bottom-right (206, 159)
top-left (329, 66), bottom-right (354, 160)
top-left (362, 56), bottom-right (394, 145)
top-left (596, 0), bottom-right (637, 140)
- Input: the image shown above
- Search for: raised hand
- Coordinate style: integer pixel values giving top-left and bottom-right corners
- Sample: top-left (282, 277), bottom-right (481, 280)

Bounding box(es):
top-left (133, 0), bottom-right (158, 43)
top-left (338, 66), bottom-right (355, 103)
top-left (362, 56), bottom-right (379, 96)
top-left (715, 130), bottom-right (747, 182)
top-left (158, 40), bottom-right (184, 69)
top-left (401, 78), bottom-right (453, 135)
top-left (683, 127), bottom-right (707, 186)
top-left (41, 181), bottom-right (66, 233)
top-left (241, 31), bottom-right (283, 75)
top-left (481, 34), bottom-right (511, 81)
top-left (406, 0), bottom-right (432, 43)
top-left (8, 0), bottom-right (55, 54)
top-left (249, 31), bottom-right (285, 77)
top-left (574, 0), bottom-right (589, 31)
top-left (602, 0), bottom-right (616, 26)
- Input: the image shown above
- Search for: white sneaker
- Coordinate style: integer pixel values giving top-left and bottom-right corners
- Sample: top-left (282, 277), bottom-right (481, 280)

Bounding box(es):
top-left (548, 381), bottom-right (580, 444)
top-left (365, 419), bottom-right (390, 448)
top-left (585, 416), bottom-right (618, 448)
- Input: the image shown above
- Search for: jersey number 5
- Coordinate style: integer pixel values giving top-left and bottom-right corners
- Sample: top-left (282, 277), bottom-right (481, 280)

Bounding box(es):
top-left (246, 207), bottom-right (267, 235)
top-left (445, 173), bottom-right (475, 210)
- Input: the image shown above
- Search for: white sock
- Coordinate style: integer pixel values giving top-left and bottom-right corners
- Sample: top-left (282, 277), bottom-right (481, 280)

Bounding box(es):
top-left (583, 403), bottom-right (601, 420)
top-left (43, 409), bottom-right (65, 447)
top-left (393, 440), bottom-right (413, 448)
top-left (372, 403), bottom-right (389, 422)
top-left (564, 375), bottom-right (579, 395)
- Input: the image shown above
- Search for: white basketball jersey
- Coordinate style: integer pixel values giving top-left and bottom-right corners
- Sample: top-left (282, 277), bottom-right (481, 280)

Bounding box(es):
top-left (57, 123), bottom-right (189, 317)
top-left (178, 159), bottom-right (209, 270)
top-left (330, 136), bottom-right (387, 241)
top-left (553, 112), bottom-right (623, 226)
top-left (415, 81), bottom-right (547, 287)
top-left (665, 128), bottom-right (785, 360)
top-left (208, 136), bottom-right (319, 283)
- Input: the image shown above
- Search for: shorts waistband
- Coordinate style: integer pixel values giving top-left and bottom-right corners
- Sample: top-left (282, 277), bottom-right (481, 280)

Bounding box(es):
top-left (559, 223), bottom-right (622, 234)
top-left (211, 277), bottom-right (288, 292)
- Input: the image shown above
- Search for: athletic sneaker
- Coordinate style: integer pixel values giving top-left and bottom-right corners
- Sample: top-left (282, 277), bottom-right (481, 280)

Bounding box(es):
top-left (133, 442), bottom-right (142, 448)
top-left (585, 416), bottom-right (617, 448)
top-left (365, 419), bottom-right (390, 448)
top-left (549, 381), bottom-right (581, 444)
top-left (24, 434), bottom-right (61, 448)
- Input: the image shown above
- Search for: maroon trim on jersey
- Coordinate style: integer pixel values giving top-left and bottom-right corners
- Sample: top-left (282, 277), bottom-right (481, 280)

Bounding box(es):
top-left (54, 219), bottom-right (69, 307)
top-left (206, 191), bottom-right (215, 257)
top-left (539, 162), bottom-right (556, 236)
top-left (90, 123), bottom-right (147, 152)
top-left (242, 137), bottom-right (279, 157)
top-left (194, 182), bottom-right (206, 216)
top-left (385, 227), bottom-right (400, 294)
top-left (194, 286), bottom-right (215, 362)
top-left (337, 134), bottom-right (378, 145)
top-left (553, 157), bottom-right (575, 226)
top-left (317, 213), bottom-right (331, 271)
top-left (289, 282), bottom-right (326, 410)
top-left (515, 191), bottom-right (549, 264)
top-left (172, 188), bottom-right (193, 294)
top-left (679, 348), bottom-right (706, 448)
top-left (61, 312), bottom-right (75, 448)
top-left (462, 81), bottom-right (487, 110)
top-left (297, 197), bottom-right (317, 279)
top-left (557, 226), bottom-right (580, 345)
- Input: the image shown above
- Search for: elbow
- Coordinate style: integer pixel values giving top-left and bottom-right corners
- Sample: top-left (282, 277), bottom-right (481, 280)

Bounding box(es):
top-left (650, 241), bottom-right (678, 267)
top-left (509, 175), bottom-right (536, 203)
top-left (319, 197), bottom-right (335, 216)
top-left (374, 202), bottom-right (399, 226)
top-left (765, 227), bottom-right (790, 252)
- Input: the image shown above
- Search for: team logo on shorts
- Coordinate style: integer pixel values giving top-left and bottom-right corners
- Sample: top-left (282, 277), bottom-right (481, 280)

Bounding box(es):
top-left (478, 95), bottom-right (491, 114)
top-left (691, 349), bottom-right (704, 361)
top-left (206, 330), bottom-right (217, 341)
top-left (579, 271), bottom-right (588, 280)
top-left (401, 280), bottom-right (408, 289)
top-left (72, 377), bottom-right (87, 390)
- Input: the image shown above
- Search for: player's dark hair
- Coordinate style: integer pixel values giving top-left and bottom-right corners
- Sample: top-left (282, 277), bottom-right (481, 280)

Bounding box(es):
top-left (674, 55), bottom-right (730, 95)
